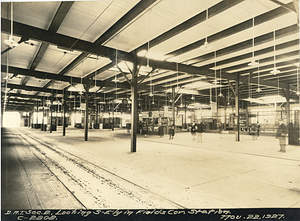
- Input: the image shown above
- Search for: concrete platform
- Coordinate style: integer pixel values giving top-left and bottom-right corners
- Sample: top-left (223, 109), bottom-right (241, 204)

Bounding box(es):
top-left (2, 126), bottom-right (300, 209)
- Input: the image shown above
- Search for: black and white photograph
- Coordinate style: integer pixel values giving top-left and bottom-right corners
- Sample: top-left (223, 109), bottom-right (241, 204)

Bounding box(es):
top-left (1, 0), bottom-right (300, 220)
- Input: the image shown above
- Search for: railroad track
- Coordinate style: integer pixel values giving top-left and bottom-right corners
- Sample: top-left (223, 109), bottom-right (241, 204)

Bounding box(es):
top-left (15, 128), bottom-right (186, 209)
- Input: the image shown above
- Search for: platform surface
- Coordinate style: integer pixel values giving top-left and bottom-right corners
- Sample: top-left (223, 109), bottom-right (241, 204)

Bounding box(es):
top-left (1, 126), bottom-right (300, 210)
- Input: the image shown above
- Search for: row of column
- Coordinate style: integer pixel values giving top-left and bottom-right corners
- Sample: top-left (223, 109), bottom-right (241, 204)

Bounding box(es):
top-left (27, 63), bottom-right (292, 153)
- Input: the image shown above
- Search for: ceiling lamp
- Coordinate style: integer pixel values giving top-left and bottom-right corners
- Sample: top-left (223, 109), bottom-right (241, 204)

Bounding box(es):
top-left (90, 56), bottom-right (100, 92)
top-left (270, 68), bottom-right (280, 75)
top-left (248, 0), bottom-right (258, 66)
top-left (144, 10), bottom-right (152, 73)
top-left (191, 95), bottom-right (195, 100)
top-left (214, 51), bottom-right (218, 101)
top-left (256, 87), bottom-right (262, 93)
top-left (149, 72), bottom-right (153, 97)
top-left (248, 73), bottom-right (251, 100)
top-left (227, 81), bottom-right (230, 105)
top-left (200, 9), bottom-right (213, 51)
top-left (270, 30), bottom-right (280, 75)
top-left (179, 95), bottom-right (183, 107)
top-left (256, 62), bottom-right (262, 92)
top-left (143, 42), bottom-right (152, 72)
top-left (111, 75), bottom-right (120, 83)
top-left (248, 59), bottom-right (259, 67)
top-left (200, 40), bottom-right (213, 51)
top-left (4, 2), bottom-right (19, 48)
top-left (297, 64), bottom-right (300, 96)
top-left (218, 69), bottom-right (223, 97)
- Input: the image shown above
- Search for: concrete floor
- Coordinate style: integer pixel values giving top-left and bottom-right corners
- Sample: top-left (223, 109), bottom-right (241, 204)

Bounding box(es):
top-left (1, 126), bottom-right (300, 210)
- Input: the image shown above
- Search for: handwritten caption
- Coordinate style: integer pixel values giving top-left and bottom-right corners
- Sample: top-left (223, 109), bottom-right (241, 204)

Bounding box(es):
top-left (3, 209), bottom-right (286, 220)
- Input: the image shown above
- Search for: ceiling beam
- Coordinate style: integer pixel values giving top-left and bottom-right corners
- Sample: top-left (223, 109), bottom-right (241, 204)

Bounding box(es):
top-left (1, 18), bottom-right (134, 62)
top-left (97, 0), bottom-right (159, 45)
top-left (0, 18), bottom-right (250, 78)
top-left (268, 0), bottom-right (296, 13)
top-left (186, 24), bottom-right (298, 70)
top-left (2, 65), bottom-right (131, 89)
top-left (6, 83), bottom-right (55, 94)
top-left (45, 0), bottom-right (158, 89)
top-left (166, 2), bottom-right (295, 58)
top-left (134, 0), bottom-right (245, 53)
top-left (223, 50), bottom-right (299, 73)
top-left (22, 1), bottom-right (74, 86)
top-left (4, 92), bottom-right (45, 100)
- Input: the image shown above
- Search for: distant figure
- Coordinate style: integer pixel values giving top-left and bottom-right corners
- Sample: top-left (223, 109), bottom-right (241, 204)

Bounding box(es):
top-left (257, 124), bottom-right (260, 138)
top-left (217, 122), bottom-right (223, 138)
top-left (158, 121), bottom-right (164, 138)
top-left (142, 122), bottom-right (148, 137)
top-left (251, 124), bottom-right (257, 140)
top-left (276, 121), bottom-right (287, 152)
top-left (191, 121), bottom-right (197, 140)
top-left (169, 120), bottom-right (175, 140)
top-left (196, 121), bottom-right (205, 143)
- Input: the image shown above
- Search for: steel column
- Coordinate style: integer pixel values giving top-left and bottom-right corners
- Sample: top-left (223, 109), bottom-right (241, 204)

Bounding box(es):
top-left (286, 83), bottom-right (291, 142)
top-left (84, 81), bottom-right (90, 141)
top-left (36, 101), bottom-right (39, 129)
top-left (42, 99), bottom-right (45, 131)
top-left (172, 87), bottom-right (175, 131)
top-left (63, 89), bottom-right (67, 136)
top-left (50, 95), bottom-right (53, 133)
top-left (131, 52), bottom-right (138, 153)
top-left (235, 74), bottom-right (240, 141)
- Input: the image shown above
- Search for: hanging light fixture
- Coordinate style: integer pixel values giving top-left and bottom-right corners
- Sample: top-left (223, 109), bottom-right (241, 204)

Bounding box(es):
top-left (297, 65), bottom-right (300, 96)
top-left (91, 56), bottom-right (100, 92)
top-left (176, 62), bottom-right (180, 93)
top-left (190, 76), bottom-right (195, 100)
top-left (248, 73), bottom-right (251, 100)
top-left (200, 8), bottom-right (213, 51)
top-left (227, 82), bottom-right (230, 105)
top-left (4, 2), bottom-right (20, 48)
top-left (112, 75), bottom-right (120, 83)
top-left (256, 62), bottom-right (262, 92)
top-left (270, 29), bottom-right (280, 75)
top-left (138, 93), bottom-right (141, 106)
top-left (218, 69), bottom-right (223, 97)
top-left (179, 95), bottom-right (183, 108)
top-left (78, 62), bottom-right (84, 95)
top-left (149, 72), bottom-right (153, 97)
top-left (248, 0), bottom-right (259, 66)
top-left (214, 51), bottom-right (218, 102)
top-left (144, 10), bottom-right (152, 73)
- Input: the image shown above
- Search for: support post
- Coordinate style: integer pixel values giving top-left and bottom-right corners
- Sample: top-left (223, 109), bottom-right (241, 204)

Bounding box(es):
top-left (112, 100), bottom-right (114, 131)
top-left (184, 98), bottom-right (187, 128)
top-left (63, 89), bottom-right (67, 136)
top-left (224, 97), bottom-right (227, 131)
top-left (28, 112), bottom-right (31, 128)
top-left (1, 105), bottom-right (3, 127)
top-left (286, 83), bottom-right (291, 143)
top-left (42, 99), bottom-right (45, 131)
top-left (172, 87), bottom-right (175, 132)
top-left (235, 74), bottom-right (240, 141)
top-left (50, 95), bottom-right (53, 133)
top-left (131, 52), bottom-right (138, 153)
top-left (36, 101), bottom-right (39, 129)
top-left (84, 80), bottom-right (90, 141)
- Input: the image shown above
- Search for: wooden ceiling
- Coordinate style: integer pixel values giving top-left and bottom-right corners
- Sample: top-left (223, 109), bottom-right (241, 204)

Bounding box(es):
top-left (1, 0), bottom-right (299, 112)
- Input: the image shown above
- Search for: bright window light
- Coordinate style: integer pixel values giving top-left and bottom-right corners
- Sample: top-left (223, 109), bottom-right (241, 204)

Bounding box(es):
top-left (3, 112), bottom-right (20, 127)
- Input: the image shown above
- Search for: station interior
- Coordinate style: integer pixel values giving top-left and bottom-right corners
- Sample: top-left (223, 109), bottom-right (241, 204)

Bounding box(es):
top-left (1, 0), bottom-right (300, 211)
